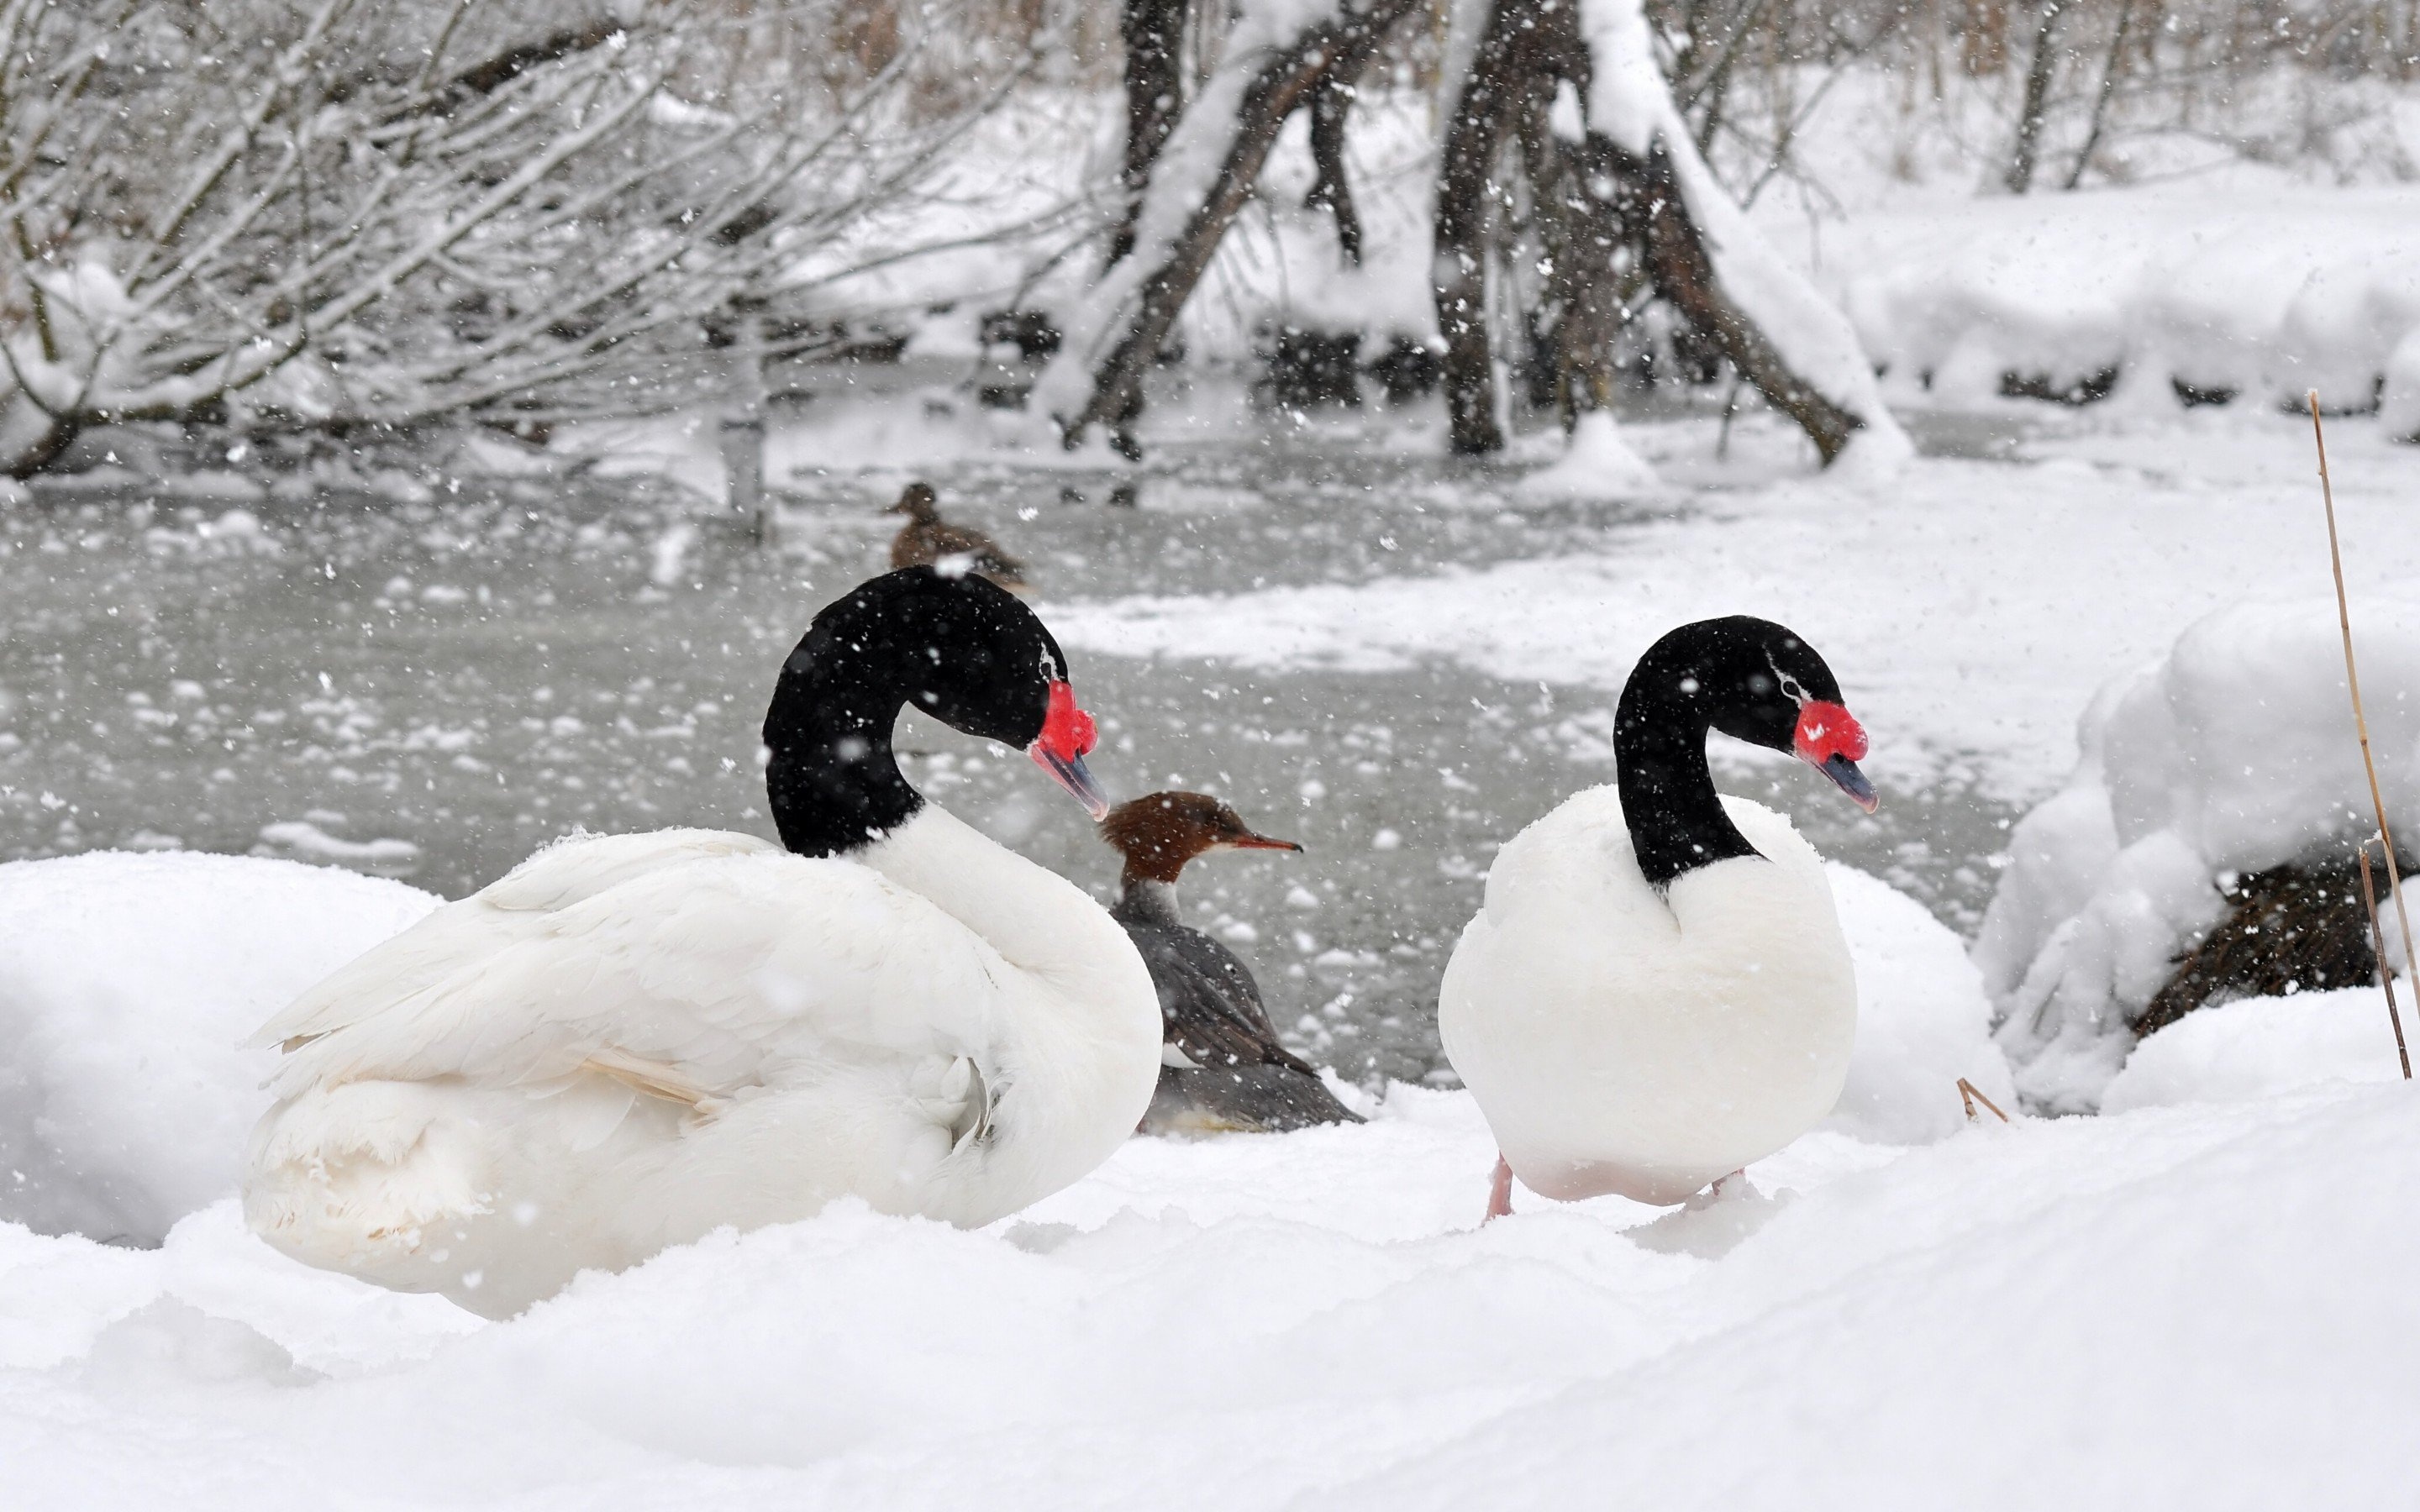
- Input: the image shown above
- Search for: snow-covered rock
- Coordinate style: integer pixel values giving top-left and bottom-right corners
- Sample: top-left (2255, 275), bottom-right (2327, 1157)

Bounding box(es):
top-left (0, 851), bottom-right (438, 1243)
top-left (1977, 601), bottom-right (2420, 1111)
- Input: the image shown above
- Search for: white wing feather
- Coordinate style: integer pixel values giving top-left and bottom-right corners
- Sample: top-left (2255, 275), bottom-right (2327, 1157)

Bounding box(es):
top-left (263, 837), bottom-right (1008, 1105)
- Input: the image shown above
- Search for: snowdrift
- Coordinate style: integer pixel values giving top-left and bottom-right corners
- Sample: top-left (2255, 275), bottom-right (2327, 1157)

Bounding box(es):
top-left (1823, 186), bottom-right (2420, 426)
top-left (1976, 600), bottom-right (2420, 1110)
top-left (0, 839), bottom-right (2003, 1251)
top-left (0, 851), bottom-right (437, 1242)
top-left (7, 1077), bottom-right (2419, 1508)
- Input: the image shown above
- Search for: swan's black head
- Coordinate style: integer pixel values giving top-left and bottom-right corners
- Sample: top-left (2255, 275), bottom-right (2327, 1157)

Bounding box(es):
top-left (763, 567), bottom-right (1104, 856)
top-left (1615, 617), bottom-right (1875, 886)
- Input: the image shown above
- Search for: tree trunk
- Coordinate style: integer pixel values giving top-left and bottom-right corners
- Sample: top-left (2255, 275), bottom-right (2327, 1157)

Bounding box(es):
top-left (1614, 136), bottom-right (1862, 460)
top-left (1112, 0), bottom-right (1192, 266)
top-left (2061, 0), bottom-right (2135, 191)
top-left (1434, 0), bottom-right (1576, 454)
top-left (1434, 0), bottom-right (1870, 464)
top-left (1304, 75), bottom-right (1364, 265)
top-left (2004, 0), bottom-right (2061, 193)
top-left (1063, 0), bottom-right (1423, 454)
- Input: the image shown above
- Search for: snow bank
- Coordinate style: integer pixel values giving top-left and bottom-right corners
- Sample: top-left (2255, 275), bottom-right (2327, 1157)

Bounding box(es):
top-left (2102, 986), bottom-right (2409, 1112)
top-left (1519, 410), bottom-right (1660, 496)
top-left (1827, 864), bottom-right (2013, 1142)
top-left (1823, 186), bottom-right (2420, 423)
top-left (1977, 600), bottom-right (2420, 1110)
top-left (7, 1075), bottom-right (2420, 1507)
top-left (0, 852), bottom-right (437, 1242)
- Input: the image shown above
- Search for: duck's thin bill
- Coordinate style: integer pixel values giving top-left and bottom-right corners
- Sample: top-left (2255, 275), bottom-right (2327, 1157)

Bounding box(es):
top-left (1821, 753), bottom-right (1880, 814)
top-left (1229, 832), bottom-right (1303, 853)
top-left (1029, 743), bottom-right (1111, 820)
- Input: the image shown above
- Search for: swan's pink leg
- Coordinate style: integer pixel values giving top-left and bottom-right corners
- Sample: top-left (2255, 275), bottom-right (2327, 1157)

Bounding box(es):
top-left (1484, 1153), bottom-right (1515, 1223)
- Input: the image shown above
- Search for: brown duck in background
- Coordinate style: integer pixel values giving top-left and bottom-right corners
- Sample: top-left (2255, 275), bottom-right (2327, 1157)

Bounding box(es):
top-left (1102, 792), bottom-right (1365, 1135)
top-left (887, 481), bottom-right (1028, 593)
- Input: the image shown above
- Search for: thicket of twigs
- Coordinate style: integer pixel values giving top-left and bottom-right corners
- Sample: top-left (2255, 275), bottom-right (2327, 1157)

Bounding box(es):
top-left (0, 0), bottom-right (2405, 476)
top-left (0, 0), bottom-right (1073, 477)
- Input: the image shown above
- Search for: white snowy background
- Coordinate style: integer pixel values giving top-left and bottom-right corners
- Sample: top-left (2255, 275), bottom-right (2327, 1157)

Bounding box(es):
top-left (5, 0), bottom-right (2420, 1503)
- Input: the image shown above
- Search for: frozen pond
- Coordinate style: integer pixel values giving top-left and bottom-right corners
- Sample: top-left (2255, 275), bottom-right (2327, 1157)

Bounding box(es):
top-left (0, 419), bottom-right (2021, 1087)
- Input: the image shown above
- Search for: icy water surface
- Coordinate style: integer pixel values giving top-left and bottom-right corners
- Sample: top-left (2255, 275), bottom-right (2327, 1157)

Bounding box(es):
top-left (0, 435), bottom-right (2018, 1085)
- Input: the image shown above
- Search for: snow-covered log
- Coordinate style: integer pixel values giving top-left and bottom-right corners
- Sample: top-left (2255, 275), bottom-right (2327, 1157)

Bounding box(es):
top-left (1438, 0), bottom-right (1909, 469)
top-left (1042, 0), bottom-right (1423, 456)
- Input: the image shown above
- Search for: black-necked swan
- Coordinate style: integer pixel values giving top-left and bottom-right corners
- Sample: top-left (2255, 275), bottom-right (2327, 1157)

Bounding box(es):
top-left (243, 567), bottom-right (1160, 1317)
top-left (1438, 617), bottom-right (1877, 1219)
top-left (1100, 792), bottom-right (1365, 1134)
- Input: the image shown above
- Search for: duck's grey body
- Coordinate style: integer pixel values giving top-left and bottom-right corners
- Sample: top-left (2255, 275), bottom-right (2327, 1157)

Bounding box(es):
top-left (1113, 881), bottom-right (1362, 1134)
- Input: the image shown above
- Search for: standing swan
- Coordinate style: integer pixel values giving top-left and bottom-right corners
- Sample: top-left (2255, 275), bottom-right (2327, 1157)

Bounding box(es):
top-left (1439, 617), bottom-right (1877, 1218)
top-left (245, 568), bottom-right (1160, 1316)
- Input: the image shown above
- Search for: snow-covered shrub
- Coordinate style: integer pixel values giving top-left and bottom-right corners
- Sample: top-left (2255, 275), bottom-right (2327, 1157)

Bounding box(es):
top-left (0, 851), bottom-right (434, 1243)
top-left (1976, 601), bottom-right (2420, 1112)
top-left (0, 0), bottom-right (1071, 476)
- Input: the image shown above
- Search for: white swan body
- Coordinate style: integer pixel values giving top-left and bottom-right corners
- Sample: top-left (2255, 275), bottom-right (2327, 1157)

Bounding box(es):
top-left (245, 807), bottom-right (1160, 1316)
top-left (1439, 786), bottom-right (1856, 1205)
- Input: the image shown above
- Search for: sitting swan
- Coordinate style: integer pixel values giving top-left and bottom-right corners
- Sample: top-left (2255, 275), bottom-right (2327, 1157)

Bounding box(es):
top-left (244, 568), bottom-right (1160, 1316)
top-left (1439, 617), bottom-right (1877, 1217)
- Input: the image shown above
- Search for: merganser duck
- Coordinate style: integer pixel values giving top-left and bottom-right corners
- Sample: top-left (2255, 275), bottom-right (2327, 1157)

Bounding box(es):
top-left (1101, 792), bottom-right (1365, 1134)
top-left (243, 568), bottom-right (1160, 1317)
top-left (888, 482), bottom-right (1028, 592)
top-left (1438, 617), bottom-right (1877, 1219)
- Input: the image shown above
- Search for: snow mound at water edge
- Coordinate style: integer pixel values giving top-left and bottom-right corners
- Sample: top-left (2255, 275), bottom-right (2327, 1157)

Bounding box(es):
top-left (0, 850), bottom-right (438, 1242)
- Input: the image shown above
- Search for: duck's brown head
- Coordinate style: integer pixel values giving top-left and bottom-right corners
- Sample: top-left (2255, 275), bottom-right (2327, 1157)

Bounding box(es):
top-left (1101, 790), bottom-right (1300, 885)
top-left (888, 481), bottom-right (941, 522)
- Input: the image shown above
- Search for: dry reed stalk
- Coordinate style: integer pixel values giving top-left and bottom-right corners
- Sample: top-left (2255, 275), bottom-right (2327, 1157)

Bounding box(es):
top-left (2309, 390), bottom-right (2416, 1080)
top-left (2355, 837), bottom-right (2412, 1078)
top-left (1957, 1077), bottom-right (2009, 1123)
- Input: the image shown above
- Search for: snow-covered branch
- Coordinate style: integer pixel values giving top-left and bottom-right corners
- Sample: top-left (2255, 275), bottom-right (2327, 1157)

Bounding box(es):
top-left (0, 0), bottom-right (1068, 475)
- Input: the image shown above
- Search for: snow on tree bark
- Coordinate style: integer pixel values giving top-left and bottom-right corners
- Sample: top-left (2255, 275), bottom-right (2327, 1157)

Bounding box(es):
top-left (1043, 0), bottom-right (1423, 458)
top-left (1437, 0), bottom-right (1910, 470)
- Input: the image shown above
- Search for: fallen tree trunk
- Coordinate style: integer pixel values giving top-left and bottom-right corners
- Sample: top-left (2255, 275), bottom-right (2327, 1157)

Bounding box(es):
top-left (1047, 0), bottom-right (1422, 455)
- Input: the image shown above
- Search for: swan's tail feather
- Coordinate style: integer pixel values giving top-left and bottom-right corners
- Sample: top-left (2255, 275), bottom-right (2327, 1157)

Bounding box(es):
top-left (244, 1082), bottom-right (493, 1271)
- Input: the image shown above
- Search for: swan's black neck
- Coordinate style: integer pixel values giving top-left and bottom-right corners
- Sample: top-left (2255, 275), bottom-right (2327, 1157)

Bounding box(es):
top-left (1612, 616), bottom-right (1858, 888)
top-left (762, 678), bottom-right (921, 858)
top-left (759, 568), bottom-right (1068, 858)
top-left (1614, 691), bottom-right (1760, 890)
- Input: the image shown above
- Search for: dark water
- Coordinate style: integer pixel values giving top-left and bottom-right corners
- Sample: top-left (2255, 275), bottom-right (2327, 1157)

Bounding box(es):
top-left (0, 429), bottom-right (2018, 1086)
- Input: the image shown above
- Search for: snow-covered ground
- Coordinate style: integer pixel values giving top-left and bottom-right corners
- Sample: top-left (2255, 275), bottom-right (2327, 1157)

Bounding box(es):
top-left (8, 1072), bottom-right (2417, 1507)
